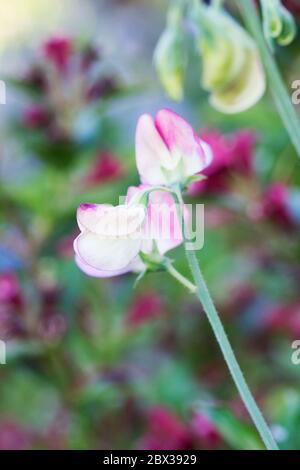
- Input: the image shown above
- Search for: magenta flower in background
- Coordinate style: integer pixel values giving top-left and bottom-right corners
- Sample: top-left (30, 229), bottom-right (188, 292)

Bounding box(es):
top-left (22, 105), bottom-right (50, 129)
top-left (0, 421), bottom-right (32, 450)
top-left (125, 292), bottom-right (163, 327)
top-left (84, 151), bottom-right (122, 186)
top-left (189, 129), bottom-right (256, 195)
top-left (135, 108), bottom-right (212, 186)
top-left (0, 273), bottom-right (23, 309)
top-left (264, 302), bottom-right (300, 337)
top-left (253, 182), bottom-right (295, 229)
top-left (138, 406), bottom-right (191, 450)
top-left (43, 36), bottom-right (72, 72)
top-left (190, 413), bottom-right (220, 449)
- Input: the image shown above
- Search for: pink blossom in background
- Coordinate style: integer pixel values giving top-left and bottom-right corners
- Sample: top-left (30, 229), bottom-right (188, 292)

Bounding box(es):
top-left (189, 129), bottom-right (255, 195)
top-left (264, 302), bottom-right (300, 337)
top-left (0, 421), bottom-right (32, 450)
top-left (139, 406), bottom-right (191, 450)
top-left (125, 292), bottom-right (163, 327)
top-left (0, 273), bottom-right (23, 309)
top-left (43, 36), bottom-right (72, 72)
top-left (190, 413), bottom-right (220, 448)
top-left (22, 105), bottom-right (50, 129)
top-left (84, 151), bottom-right (122, 186)
top-left (253, 182), bottom-right (295, 230)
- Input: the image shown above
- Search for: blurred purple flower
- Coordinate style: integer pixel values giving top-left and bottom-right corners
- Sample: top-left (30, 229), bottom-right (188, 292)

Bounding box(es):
top-left (189, 129), bottom-right (255, 195)
top-left (43, 36), bottom-right (72, 72)
top-left (0, 421), bottom-right (31, 450)
top-left (190, 413), bottom-right (220, 448)
top-left (138, 406), bottom-right (191, 450)
top-left (84, 151), bottom-right (122, 186)
top-left (125, 292), bottom-right (163, 328)
top-left (0, 272), bottom-right (23, 309)
top-left (264, 302), bottom-right (300, 337)
top-left (22, 105), bottom-right (50, 129)
top-left (253, 182), bottom-right (295, 230)
top-left (85, 77), bottom-right (117, 101)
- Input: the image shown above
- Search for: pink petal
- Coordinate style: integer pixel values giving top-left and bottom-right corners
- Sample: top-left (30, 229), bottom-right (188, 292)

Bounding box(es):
top-left (154, 108), bottom-right (199, 154)
top-left (135, 114), bottom-right (170, 185)
top-left (155, 108), bottom-right (212, 174)
top-left (76, 203), bottom-right (111, 232)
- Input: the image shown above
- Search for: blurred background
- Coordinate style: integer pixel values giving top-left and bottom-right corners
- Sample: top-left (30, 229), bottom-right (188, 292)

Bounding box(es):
top-left (0, 0), bottom-right (300, 450)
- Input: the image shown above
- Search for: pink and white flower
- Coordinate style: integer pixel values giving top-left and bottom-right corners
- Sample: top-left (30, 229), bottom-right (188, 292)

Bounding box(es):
top-left (74, 186), bottom-right (185, 278)
top-left (135, 108), bottom-right (212, 186)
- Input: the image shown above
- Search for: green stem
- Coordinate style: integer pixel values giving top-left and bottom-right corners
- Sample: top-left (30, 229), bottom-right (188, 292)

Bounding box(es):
top-left (237, 0), bottom-right (300, 159)
top-left (174, 186), bottom-right (278, 450)
top-left (165, 261), bottom-right (197, 293)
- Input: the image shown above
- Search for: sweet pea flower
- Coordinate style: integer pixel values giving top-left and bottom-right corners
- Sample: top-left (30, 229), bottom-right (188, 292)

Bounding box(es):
top-left (74, 185), bottom-right (185, 278)
top-left (135, 109), bottom-right (212, 186)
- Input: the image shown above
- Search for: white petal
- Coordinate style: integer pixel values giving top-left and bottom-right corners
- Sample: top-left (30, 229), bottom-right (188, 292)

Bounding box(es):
top-left (75, 232), bottom-right (142, 271)
top-left (75, 255), bottom-right (132, 278)
top-left (210, 50), bottom-right (266, 114)
top-left (135, 114), bottom-right (171, 185)
top-left (77, 203), bottom-right (112, 232)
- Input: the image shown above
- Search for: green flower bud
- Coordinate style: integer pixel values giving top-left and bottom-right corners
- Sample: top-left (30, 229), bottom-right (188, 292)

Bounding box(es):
top-left (277, 5), bottom-right (297, 45)
top-left (154, 3), bottom-right (186, 101)
top-left (154, 26), bottom-right (186, 101)
top-left (195, 6), bottom-right (266, 114)
top-left (261, 0), bottom-right (296, 46)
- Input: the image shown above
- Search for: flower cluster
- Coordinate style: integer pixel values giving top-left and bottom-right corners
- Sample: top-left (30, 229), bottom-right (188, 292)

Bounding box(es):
top-left (13, 35), bottom-right (121, 168)
top-left (74, 109), bottom-right (212, 278)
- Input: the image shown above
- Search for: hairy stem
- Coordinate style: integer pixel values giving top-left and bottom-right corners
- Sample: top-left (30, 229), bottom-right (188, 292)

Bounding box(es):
top-left (174, 186), bottom-right (278, 450)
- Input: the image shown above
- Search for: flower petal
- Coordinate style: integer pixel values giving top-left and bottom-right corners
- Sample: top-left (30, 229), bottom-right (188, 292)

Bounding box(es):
top-left (135, 114), bottom-right (170, 185)
top-left (155, 108), bottom-right (198, 156)
top-left (75, 255), bottom-right (132, 278)
top-left (74, 232), bottom-right (142, 271)
top-left (77, 203), bottom-right (112, 232)
top-left (210, 49), bottom-right (266, 114)
top-left (155, 108), bottom-right (212, 176)
top-left (77, 203), bottom-right (145, 237)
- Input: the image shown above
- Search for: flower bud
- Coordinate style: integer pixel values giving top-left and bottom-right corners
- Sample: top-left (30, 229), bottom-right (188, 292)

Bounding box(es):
top-left (261, 0), bottom-right (296, 46)
top-left (154, 4), bottom-right (186, 101)
top-left (277, 4), bottom-right (297, 45)
top-left (195, 6), bottom-right (266, 114)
